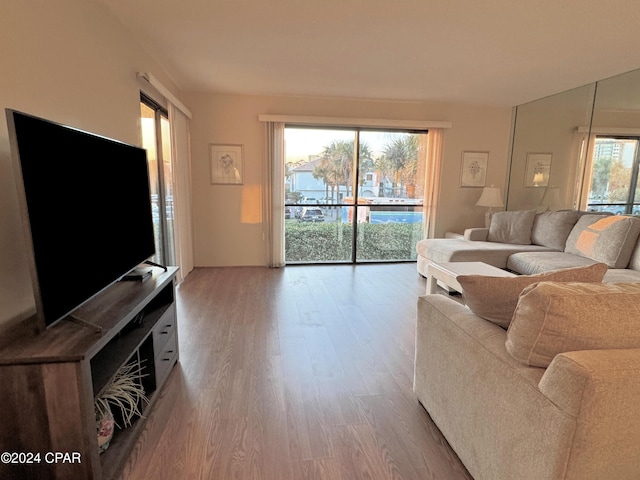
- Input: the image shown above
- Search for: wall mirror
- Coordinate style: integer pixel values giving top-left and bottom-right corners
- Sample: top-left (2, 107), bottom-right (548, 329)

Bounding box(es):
top-left (578, 69), bottom-right (640, 214)
top-left (507, 83), bottom-right (595, 211)
top-left (507, 67), bottom-right (640, 213)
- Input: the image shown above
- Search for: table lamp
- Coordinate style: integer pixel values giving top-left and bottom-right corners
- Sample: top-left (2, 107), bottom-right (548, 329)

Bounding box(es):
top-left (533, 172), bottom-right (544, 187)
top-left (476, 185), bottom-right (504, 227)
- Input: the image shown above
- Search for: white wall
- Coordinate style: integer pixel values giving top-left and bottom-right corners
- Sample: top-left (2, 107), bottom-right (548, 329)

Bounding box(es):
top-left (0, 0), bottom-right (181, 332)
top-left (184, 92), bottom-right (512, 266)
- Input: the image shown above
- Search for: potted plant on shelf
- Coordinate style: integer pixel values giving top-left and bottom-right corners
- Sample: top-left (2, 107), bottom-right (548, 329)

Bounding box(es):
top-left (95, 360), bottom-right (149, 453)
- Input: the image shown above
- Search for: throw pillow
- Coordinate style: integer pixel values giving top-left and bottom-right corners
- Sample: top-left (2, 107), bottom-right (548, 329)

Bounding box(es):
top-left (506, 281), bottom-right (640, 367)
top-left (530, 210), bottom-right (583, 250)
top-left (564, 214), bottom-right (640, 268)
top-left (457, 262), bottom-right (608, 329)
top-left (487, 210), bottom-right (537, 245)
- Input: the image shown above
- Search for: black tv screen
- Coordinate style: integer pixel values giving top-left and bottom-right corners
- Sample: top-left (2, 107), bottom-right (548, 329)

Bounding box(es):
top-left (7, 109), bottom-right (156, 328)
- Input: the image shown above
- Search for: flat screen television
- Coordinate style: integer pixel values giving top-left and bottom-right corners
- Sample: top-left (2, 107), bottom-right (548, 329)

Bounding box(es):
top-left (7, 109), bottom-right (156, 329)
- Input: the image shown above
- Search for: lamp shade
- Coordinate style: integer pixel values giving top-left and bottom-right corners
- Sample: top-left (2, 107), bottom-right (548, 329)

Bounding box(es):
top-left (476, 186), bottom-right (504, 208)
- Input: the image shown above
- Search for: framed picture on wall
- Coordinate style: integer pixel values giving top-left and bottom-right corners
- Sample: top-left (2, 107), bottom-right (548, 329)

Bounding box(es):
top-left (525, 153), bottom-right (552, 187)
top-left (209, 144), bottom-right (244, 185)
top-left (460, 151), bottom-right (489, 187)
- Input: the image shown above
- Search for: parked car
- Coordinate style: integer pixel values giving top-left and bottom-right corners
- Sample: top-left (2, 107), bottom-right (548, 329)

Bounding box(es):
top-left (604, 205), bottom-right (640, 215)
top-left (298, 207), bottom-right (325, 222)
top-left (606, 206), bottom-right (625, 215)
top-left (588, 204), bottom-right (624, 215)
top-left (285, 206), bottom-right (293, 219)
top-left (589, 204), bottom-right (640, 216)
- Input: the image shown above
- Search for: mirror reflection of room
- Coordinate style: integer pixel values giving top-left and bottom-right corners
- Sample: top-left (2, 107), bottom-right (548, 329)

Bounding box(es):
top-left (507, 68), bottom-right (640, 215)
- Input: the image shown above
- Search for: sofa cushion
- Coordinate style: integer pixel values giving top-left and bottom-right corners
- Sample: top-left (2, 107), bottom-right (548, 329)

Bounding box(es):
top-left (530, 210), bottom-right (583, 250)
top-left (506, 282), bottom-right (640, 367)
top-left (507, 251), bottom-right (597, 275)
top-left (487, 210), bottom-right (537, 245)
top-left (565, 214), bottom-right (640, 268)
top-left (415, 238), bottom-right (555, 269)
top-left (457, 263), bottom-right (608, 329)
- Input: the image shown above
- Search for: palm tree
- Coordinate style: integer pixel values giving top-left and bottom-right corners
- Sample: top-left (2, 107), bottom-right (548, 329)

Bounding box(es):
top-left (377, 135), bottom-right (419, 197)
top-left (313, 139), bottom-right (373, 200)
top-left (312, 163), bottom-right (334, 203)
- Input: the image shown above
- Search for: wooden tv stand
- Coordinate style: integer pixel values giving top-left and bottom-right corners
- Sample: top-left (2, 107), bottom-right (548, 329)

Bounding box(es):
top-left (0, 267), bottom-right (179, 480)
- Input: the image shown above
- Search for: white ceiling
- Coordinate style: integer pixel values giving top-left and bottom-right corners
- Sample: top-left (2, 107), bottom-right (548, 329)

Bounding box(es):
top-left (101, 0), bottom-right (640, 107)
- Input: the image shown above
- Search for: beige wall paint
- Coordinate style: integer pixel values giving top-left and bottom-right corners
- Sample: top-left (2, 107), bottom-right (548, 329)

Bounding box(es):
top-left (0, 0), bottom-right (512, 335)
top-left (184, 92), bottom-right (512, 266)
top-left (0, 1), bottom-right (182, 332)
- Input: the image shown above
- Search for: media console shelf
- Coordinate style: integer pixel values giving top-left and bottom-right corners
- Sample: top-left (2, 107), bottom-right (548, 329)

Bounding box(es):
top-left (0, 267), bottom-right (179, 480)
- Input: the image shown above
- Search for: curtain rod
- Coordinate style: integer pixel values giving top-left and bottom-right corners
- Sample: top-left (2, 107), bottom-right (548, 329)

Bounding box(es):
top-left (258, 114), bottom-right (452, 130)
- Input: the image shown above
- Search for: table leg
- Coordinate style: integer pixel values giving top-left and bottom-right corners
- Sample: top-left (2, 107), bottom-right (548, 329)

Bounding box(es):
top-left (426, 274), bottom-right (438, 294)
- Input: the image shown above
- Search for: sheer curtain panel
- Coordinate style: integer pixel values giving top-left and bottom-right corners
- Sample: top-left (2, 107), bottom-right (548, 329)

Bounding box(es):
top-left (423, 129), bottom-right (444, 239)
top-left (169, 104), bottom-right (194, 281)
top-left (264, 122), bottom-right (285, 267)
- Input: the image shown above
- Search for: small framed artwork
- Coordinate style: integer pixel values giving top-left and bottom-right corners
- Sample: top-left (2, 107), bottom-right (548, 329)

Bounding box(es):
top-left (525, 153), bottom-right (552, 187)
top-left (209, 144), bottom-right (244, 185)
top-left (460, 151), bottom-right (489, 187)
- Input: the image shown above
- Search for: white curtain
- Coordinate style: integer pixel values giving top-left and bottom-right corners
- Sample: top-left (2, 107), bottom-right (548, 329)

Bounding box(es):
top-left (575, 132), bottom-right (597, 210)
top-left (168, 103), bottom-right (194, 281)
top-left (264, 122), bottom-right (285, 267)
top-left (423, 129), bottom-right (444, 239)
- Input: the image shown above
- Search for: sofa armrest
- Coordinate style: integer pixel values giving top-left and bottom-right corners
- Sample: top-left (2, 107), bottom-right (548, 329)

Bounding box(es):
top-left (538, 349), bottom-right (640, 478)
top-left (464, 227), bottom-right (489, 241)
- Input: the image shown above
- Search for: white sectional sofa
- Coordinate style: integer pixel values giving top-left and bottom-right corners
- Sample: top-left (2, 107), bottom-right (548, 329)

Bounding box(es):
top-left (414, 281), bottom-right (640, 480)
top-left (413, 209), bottom-right (640, 479)
top-left (416, 210), bottom-right (640, 283)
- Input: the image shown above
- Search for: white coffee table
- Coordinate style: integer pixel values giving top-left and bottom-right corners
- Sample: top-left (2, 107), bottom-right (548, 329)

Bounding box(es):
top-left (426, 261), bottom-right (516, 294)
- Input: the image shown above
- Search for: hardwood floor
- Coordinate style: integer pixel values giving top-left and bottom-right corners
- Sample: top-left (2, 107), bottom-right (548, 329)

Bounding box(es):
top-left (118, 264), bottom-right (472, 480)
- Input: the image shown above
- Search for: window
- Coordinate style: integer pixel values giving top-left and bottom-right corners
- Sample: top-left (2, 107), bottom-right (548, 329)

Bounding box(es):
top-left (284, 126), bottom-right (428, 263)
top-left (140, 94), bottom-right (176, 265)
top-left (585, 136), bottom-right (640, 215)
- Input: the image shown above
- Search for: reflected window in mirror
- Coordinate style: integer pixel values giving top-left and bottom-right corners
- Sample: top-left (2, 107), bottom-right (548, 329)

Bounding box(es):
top-left (583, 136), bottom-right (640, 215)
top-left (578, 68), bottom-right (640, 215)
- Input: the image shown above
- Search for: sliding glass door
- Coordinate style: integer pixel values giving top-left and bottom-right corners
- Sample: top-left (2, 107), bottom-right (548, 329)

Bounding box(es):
top-left (284, 126), bottom-right (428, 264)
top-left (140, 95), bottom-right (176, 266)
